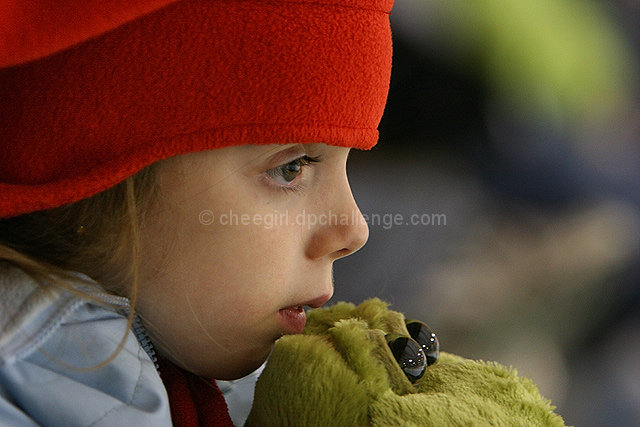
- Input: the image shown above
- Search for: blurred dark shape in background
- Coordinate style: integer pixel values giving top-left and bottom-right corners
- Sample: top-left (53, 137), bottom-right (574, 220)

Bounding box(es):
top-left (333, 1), bottom-right (640, 425)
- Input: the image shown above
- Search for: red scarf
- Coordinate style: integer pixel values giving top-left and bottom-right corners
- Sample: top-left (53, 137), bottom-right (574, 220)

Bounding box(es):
top-left (158, 358), bottom-right (235, 427)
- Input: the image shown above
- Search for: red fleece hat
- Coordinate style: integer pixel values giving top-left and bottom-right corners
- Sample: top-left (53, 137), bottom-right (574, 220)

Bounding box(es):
top-left (0, 0), bottom-right (394, 218)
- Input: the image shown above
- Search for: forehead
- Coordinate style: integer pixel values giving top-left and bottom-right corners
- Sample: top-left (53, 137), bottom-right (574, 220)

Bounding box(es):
top-left (167, 143), bottom-right (350, 170)
top-left (231, 143), bottom-right (351, 160)
top-left (152, 143), bottom-right (351, 188)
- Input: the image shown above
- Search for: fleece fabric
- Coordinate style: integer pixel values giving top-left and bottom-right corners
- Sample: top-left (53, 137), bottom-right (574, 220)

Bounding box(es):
top-left (247, 299), bottom-right (567, 426)
top-left (0, 0), bottom-right (394, 218)
top-left (158, 357), bottom-right (234, 427)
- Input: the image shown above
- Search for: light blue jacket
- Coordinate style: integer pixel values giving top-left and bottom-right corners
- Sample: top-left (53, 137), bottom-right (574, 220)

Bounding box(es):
top-left (0, 265), bottom-right (259, 426)
top-left (0, 265), bottom-right (172, 426)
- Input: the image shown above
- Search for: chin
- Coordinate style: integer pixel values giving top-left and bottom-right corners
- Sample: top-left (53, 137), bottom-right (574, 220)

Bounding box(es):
top-left (215, 361), bottom-right (264, 380)
top-left (209, 343), bottom-right (273, 380)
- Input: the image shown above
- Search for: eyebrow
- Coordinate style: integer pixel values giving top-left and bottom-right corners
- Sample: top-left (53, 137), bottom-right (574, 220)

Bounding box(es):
top-left (263, 144), bottom-right (306, 166)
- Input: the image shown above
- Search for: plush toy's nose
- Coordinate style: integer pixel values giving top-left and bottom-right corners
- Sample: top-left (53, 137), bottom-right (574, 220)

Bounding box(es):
top-left (405, 319), bottom-right (440, 366)
top-left (386, 334), bottom-right (427, 383)
top-left (385, 319), bottom-right (440, 383)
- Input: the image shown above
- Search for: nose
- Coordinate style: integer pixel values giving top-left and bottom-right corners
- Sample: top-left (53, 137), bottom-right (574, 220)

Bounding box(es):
top-left (305, 181), bottom-right (369, 261)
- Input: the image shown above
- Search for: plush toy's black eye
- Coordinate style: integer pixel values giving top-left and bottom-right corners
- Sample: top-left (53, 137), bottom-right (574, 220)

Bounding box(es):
top-left (405, 320), bottom-right (440, 366)
top-left (386, 334), bottom-right (427, 383)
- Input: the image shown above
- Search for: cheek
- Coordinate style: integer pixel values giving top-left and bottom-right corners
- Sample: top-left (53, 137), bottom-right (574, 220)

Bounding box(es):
top-left (142, 180), bottom-right (311, 310)
top-left (176, 218), bottom-right (303, 302)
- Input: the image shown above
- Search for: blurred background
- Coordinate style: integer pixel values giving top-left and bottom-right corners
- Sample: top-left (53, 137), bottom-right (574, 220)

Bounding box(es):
top-left (332, 1), bottom-right (640, 425)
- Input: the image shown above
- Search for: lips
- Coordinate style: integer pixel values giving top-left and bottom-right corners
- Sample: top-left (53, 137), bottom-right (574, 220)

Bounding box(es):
top-left (278, 306), bottom-right (307, 334)
top-left (278, 294), bottom-right (332, 334)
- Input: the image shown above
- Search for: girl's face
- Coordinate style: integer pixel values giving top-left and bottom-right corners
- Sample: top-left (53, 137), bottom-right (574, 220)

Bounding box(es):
top-left (137, 143), bottom-right (369, 379)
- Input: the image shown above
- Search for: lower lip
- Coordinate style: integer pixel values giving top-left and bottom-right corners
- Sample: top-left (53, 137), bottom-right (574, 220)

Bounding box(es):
top-left (278, 306), bottom-right (307, 334)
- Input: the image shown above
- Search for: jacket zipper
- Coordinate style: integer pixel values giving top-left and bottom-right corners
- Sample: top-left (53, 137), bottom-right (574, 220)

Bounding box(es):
top-left (91, 292), bottom-right (159, 371)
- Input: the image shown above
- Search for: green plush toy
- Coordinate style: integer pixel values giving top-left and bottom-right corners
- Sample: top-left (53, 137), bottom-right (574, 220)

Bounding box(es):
top-left (247, 299), bottom-right (566, 426)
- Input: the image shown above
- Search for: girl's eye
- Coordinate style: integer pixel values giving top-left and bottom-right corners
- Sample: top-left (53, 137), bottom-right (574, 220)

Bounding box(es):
top-left (266, 155), bottom-right (321, 187)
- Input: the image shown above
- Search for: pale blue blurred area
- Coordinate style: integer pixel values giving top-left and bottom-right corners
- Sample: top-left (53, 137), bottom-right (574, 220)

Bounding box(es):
top-left (333, 1), bottom-right (640, 425)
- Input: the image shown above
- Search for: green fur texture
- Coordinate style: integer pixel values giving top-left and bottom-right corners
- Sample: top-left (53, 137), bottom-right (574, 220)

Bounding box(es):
top-left (246, 299), bottom-right (566, 426)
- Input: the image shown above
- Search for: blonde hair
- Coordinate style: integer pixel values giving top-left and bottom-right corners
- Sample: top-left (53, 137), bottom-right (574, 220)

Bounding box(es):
top-left (0, 163), bottom-right (159, 368)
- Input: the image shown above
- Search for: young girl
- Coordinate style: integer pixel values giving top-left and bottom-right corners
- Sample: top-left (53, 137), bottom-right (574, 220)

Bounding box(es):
top-left (0, 0), bottom-right (393, 424)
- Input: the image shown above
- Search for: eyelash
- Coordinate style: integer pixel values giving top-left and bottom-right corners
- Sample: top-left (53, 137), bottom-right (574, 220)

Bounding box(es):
top-left (266, 155), bottom-right (322, 194)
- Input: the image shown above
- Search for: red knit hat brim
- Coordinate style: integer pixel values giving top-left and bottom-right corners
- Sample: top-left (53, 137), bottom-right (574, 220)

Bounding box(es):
top-left (0, 0), bottom-right (394, 218)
